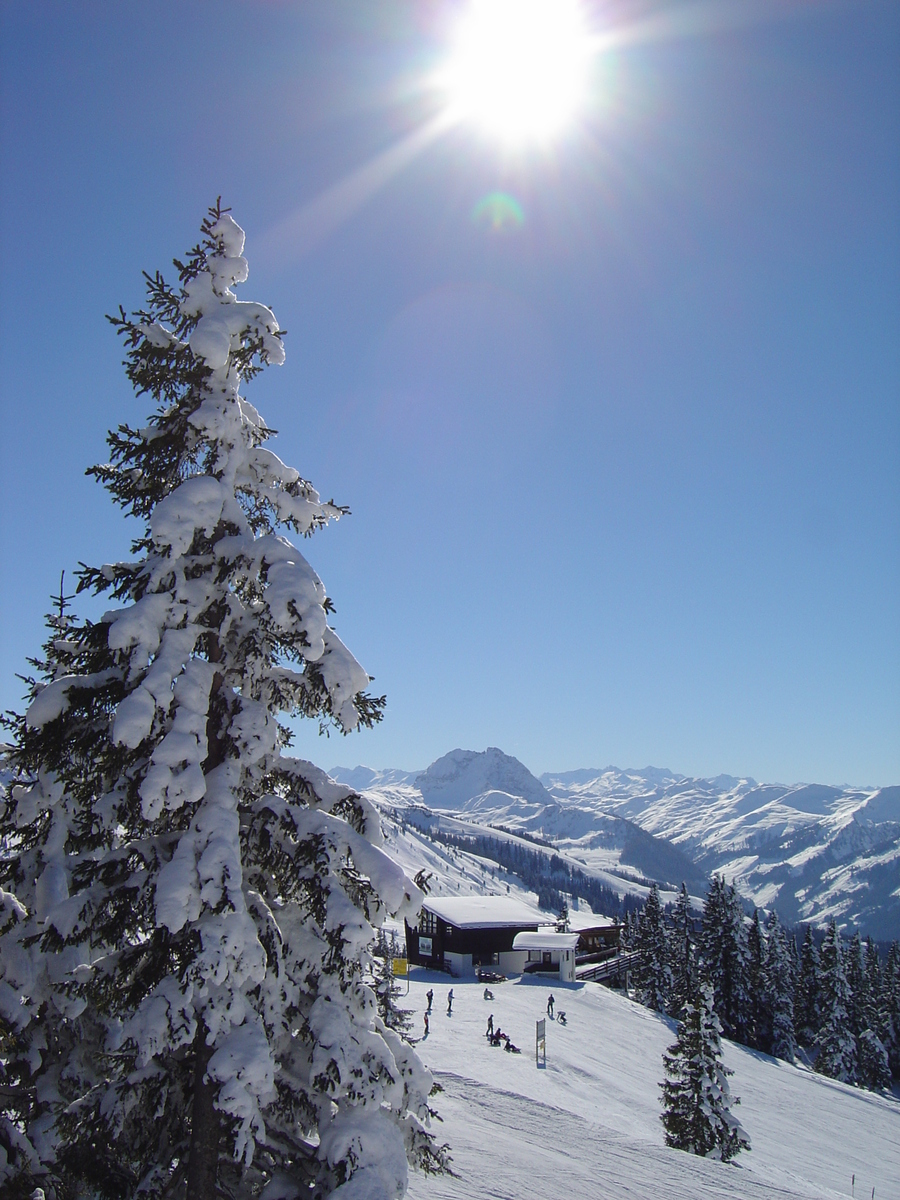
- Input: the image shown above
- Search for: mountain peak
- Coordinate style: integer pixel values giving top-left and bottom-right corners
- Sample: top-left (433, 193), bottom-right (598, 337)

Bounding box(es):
top-left (415, 747), bottom-right (552, 810)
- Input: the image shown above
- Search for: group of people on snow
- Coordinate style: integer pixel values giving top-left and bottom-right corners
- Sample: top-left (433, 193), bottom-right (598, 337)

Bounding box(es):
top-left (420, 986), bottom-right (565, 1048)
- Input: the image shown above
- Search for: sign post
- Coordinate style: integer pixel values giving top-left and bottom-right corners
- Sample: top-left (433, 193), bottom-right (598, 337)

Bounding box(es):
top-left (392, 957), bottom-right (409, 994)
top-left (536, 1018), bottom-right (546, 1067)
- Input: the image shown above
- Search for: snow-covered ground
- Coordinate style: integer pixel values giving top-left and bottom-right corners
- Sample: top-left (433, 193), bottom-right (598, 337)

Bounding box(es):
top-left (401, 972), bottom-right (899, 1200)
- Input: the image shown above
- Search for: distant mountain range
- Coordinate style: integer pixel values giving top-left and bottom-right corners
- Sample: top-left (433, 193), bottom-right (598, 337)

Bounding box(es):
top-left (331, 749), bottom-right (900, 940)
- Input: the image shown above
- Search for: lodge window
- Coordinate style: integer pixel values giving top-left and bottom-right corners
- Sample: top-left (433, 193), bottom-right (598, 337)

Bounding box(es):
top-left (419, 910), bottom-right (438, 937)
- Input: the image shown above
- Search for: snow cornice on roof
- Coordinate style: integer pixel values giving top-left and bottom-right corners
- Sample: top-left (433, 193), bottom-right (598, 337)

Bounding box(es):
top-left (422, 895), bottom-right (544, 929)
top-left (512, 930), bottom-right (580, 951)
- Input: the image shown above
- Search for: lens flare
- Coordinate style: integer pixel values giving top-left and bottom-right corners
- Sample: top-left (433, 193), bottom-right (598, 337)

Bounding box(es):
top-left (472, 191), bottom-right (525, 232)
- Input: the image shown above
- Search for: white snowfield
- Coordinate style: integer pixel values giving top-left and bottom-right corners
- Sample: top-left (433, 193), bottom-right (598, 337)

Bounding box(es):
top-left (402, 973), bottom-right (899, 1200)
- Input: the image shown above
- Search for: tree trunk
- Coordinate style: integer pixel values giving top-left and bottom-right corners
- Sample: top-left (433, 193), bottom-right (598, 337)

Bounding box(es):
top-left (187, 636), bottom-right (227, 1196)
top-left (186, 1021), bottom-right (219, 1198)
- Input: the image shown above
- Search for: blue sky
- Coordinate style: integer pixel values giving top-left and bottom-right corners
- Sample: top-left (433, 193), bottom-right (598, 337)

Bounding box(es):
top-left (1, 0), bottom-right (897, 785)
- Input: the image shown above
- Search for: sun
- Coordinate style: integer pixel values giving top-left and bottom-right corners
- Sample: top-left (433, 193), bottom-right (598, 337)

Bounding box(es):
top-left (442, 0), bottom-right (592, 145)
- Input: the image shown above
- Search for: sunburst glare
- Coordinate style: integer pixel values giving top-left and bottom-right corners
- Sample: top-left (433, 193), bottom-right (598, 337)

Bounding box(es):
top-left (441, 0), bottom-right (592, 145)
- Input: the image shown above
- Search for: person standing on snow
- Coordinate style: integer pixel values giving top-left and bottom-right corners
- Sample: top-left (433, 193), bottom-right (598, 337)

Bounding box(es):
top-left (486, 1014), bottom-right (494, 1037)
top-left (447, 988), bottom-right (454, 1015)
top-left (423, 1012), bottom-right (430, 1038)
top-left (426, 988), bottom-right (434, 1012)
top-left (547, 994), bottom-right (555, 1018)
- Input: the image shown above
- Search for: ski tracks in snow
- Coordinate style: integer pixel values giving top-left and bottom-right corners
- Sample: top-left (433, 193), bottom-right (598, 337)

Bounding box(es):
top-left (407, 1072), bottom-right (850, 1200)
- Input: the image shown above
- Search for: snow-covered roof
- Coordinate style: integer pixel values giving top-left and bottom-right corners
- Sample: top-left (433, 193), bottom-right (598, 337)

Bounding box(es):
top-left (512, 931), bottom-right (580, 952)
top-left (423, 896), bottom-right (544, 929)
top-left (565, 912), bottom-right (618, 933)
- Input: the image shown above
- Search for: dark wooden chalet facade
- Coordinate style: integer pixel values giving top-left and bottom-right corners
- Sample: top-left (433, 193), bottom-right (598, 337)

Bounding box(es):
top-left (405, 896), bottom-right (544, 976)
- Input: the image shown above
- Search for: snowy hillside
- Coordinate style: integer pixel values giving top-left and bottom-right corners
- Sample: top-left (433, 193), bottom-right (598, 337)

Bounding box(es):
top-left (368, 811), bottom-right (900, 1198)
top-left (400, 972), bottom-right (899, 1200)
top-left (543, 768), bottom-right (900, 939)
top-left (331, 750), bottom-right (900, 938)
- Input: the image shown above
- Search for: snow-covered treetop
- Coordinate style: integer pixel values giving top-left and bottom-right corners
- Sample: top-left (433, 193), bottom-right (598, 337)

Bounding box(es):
top-left (33, 202), bottom-right (383, 740)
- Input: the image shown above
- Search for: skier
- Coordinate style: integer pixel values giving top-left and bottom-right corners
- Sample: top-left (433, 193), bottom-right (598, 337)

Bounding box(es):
top-left (486, 1014), bottom-right (494, 1038)
top-left (423, 1012), bottom-right (430, 1038)
top-left (547, 994), bottom-right (555, 1018)
top-left (447, 988), bottom-right (454, 1015)
top-left (426, 988), bottom-right (434, 1012)
top-left (483, 987), bottom-right (494, 1001)
top-left (557, 1011), bottom-right (567, 1026)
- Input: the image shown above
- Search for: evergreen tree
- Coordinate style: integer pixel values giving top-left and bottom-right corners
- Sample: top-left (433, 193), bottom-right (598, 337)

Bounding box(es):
top-left (698, 878), bottom-right (750, 1043)
top-left (667, 883), bottom-right (695, 1022)
top-left (0, 587), bottom-right (108, 1198)
top-left (864, 936), bottom-right (883, 1028)
top-left (0, 207), bottom-right (447, 1200)
top-left (882, 942), bottom-right (900, 1080)
top-left (620, 908), bottom-right (636, 951)
top-left (660, 980), bottom-right (750, 1162)
top-left (845, 931), bottom-right (866, 1041)
top-left (747, 909), bottom-right (765, 1050)
top-left (816, 921), bottom-right (857, 1084)
top-left (794, 926), bottom-right (821, 1048)
top-left (372, 932), bottom-right (413, 1039)
top-left (634, 884), bottom-right (670, 1013)
top-left (855, 936), bottom-right (891, 1091)
top-left (760, 912), bottom-right (797, 1063)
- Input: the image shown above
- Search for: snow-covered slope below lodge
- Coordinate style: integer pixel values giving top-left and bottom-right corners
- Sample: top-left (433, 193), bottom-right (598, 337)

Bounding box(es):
top-left (331, 750), bottom-right (900, 939)
top-left (401, 972), bottom-right (899, 1200)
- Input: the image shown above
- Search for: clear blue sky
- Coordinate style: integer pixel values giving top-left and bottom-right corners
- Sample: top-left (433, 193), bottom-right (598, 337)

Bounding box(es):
top-left (1, 0), bottom-right (897, 785)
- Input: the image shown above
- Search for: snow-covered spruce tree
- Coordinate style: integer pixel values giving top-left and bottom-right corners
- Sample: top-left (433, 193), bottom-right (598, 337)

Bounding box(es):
top-left (845, 931), bottom-right (866, 1043)
top-left (633, 884), bottom-right (670, 1012)
top-left (1, 206), bottom-right (447, 1200)
top-left (853, 936), bottom-right (891, 1091)
top-left (666, 883), bottom-right (695, 1022)
top-left (659, 980), bottom-right (750, 1163)
top-left (372, 932), bottom-right (412, 1039)
top-left (794, 926), bottom-right (821, 1049)
top-left (698, 878), bottom-right (750, 1044)
top-left (882, 942), bottom-right (900, 1081)
top-left (746, 909), bottom-right (765, 1050)
top-left (373, 959), bottom-right (413, 1042)
top-left (760, 911), bottom-right (797, 1063)
top-left (0, 588), bottom-right (112, 1200)
top-left (816, 920), bottom-right (857, 1084)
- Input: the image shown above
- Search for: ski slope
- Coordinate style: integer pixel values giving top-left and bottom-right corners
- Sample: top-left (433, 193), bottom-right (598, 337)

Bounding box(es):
top-left (402, 973), bottom-right (899, 1200)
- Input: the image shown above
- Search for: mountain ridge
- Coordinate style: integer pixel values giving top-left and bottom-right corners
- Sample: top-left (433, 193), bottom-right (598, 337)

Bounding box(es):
top-left (331, 749), bottom-right (900, 939)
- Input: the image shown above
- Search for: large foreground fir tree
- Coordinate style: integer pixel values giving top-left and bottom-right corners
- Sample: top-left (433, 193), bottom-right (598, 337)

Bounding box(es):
top-left (0, 206), bottom-right (446, 1200)
top-left (660, 981), bottom-right (750, 1163)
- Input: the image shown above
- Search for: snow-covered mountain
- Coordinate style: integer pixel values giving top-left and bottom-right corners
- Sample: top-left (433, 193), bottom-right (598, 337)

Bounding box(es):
top-left (414, 747), bottom-right (553, 810)
top-left (542, 767), bottom-right (900, 940)
top-left (331, 750), bottom-right (900, 939)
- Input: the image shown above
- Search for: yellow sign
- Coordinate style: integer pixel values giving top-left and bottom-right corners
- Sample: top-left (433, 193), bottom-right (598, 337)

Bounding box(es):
top-left (392, 957), bottom-right (408, 977)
